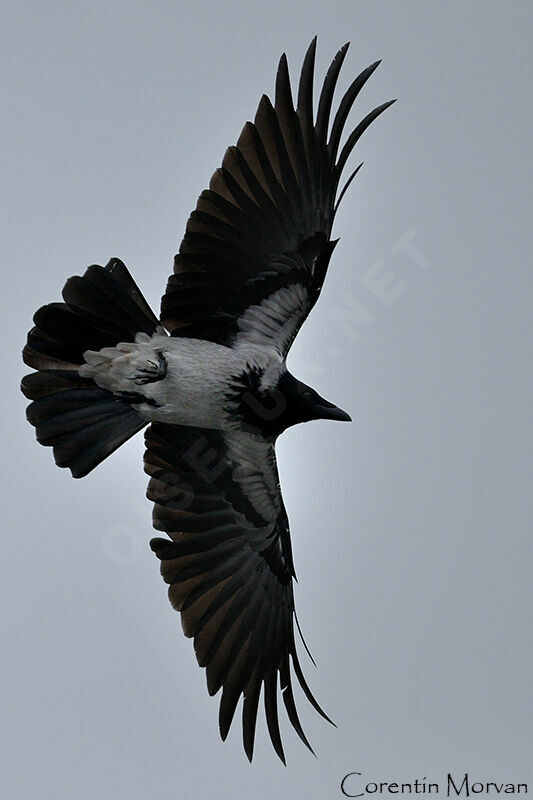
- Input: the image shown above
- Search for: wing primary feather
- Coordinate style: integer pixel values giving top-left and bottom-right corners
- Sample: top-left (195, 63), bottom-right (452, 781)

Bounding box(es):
top-left (246, 116), bottom-right (295, 225)
top-left (241, 576), bottom-right (281, 760)
top-left (218, 639), bottom-right (254, 741)
top-left (258, 95), bottom-right (300, 206)
top-left (242, 667), bottom-right (263, 762)
top-left (261, 579), bottom-right (290, 763)
top-left (294, 607), bottom-right (317, 668)
top-left (275, 53), bottom-right (294, 112)
top-left (327, 59), bottom-right (382, 162)
top-left (275, 52), bottom-right (313, 213)
top-left (290, 641), bottom-right (336, 727)
top-left (297, 38), bottom-right (319, 210)
top-left (218, 581), bottom-right (274, 743)
top-left (231, 581), bottom-right (274, 696)
top-left (205, 567), bottom-right (267, 682)
top-left (264, 667), bottom-right (285, 764)
top-left (334, 161), bottom-right (364, 216)
top-left (297, 36), bottom-right (317, 115)
top-left (315, 42), bottom-right (350, 148)
top-left (334, 99), bottom-right (397, 190)
top-left (296, 37), bottom-right (317, 163)
top-left (280, 656), bottom-right (316, 756)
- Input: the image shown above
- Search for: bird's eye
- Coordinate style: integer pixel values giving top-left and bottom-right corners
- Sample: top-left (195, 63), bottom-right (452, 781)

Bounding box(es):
top-left (302, 390), bottom-right (312, 401)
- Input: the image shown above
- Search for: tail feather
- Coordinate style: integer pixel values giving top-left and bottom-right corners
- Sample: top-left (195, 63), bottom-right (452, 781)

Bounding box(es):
top-left (23, 257), bottom-right (159, 372)
top-left (22, 258), bottom-right (159, 477)
top-left (32, 303), bottom-right (119, 361)
top-left (63, 266), bottom-right (157, 341)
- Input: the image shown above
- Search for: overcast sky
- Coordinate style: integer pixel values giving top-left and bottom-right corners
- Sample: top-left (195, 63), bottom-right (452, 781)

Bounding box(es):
top-left (2, 2), bottom-right (532, 798)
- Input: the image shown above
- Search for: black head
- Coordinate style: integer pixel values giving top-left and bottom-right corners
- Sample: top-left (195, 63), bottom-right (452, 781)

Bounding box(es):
top-left (230, 368), bottom-right (351, 437)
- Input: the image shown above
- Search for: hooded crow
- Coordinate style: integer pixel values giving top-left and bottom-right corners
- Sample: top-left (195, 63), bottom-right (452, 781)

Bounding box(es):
top-left (21, 38), bottom-right (394, 763)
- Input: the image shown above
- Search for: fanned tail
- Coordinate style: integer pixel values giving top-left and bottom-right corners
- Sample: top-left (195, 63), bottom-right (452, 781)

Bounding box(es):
top-left (22, 258), bottom-right (160, 478)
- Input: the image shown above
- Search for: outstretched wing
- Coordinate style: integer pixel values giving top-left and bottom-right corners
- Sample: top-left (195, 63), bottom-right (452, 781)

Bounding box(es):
top-left (160, 38), bottom-right (394, 355)
top-left (145, 422), bottom-right (332, 762)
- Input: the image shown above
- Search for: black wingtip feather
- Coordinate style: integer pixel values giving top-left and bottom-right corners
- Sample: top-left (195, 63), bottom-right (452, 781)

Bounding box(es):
top-left (297, 37), bottom-right (317, 115)
top-left (294, 610), bottom-right (317, 669)
top-left (316, 41), bottom-right (350, 146)
top-left (281, 679), bottom-right (316, 756)
top-left (327, 59), bottom-right (384, 164)
top-left (334, 98), bottom-right (397, 190)
top-left (334, 161), bottom-right (364, 215)
top-left (275, 52), bottom-right (294, 113)
top-left (264, 669), bottom-right (286, 764)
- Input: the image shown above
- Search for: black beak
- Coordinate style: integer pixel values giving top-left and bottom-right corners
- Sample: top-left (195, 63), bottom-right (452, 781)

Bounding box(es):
top-left (314, 403), bottom-right (352, 422)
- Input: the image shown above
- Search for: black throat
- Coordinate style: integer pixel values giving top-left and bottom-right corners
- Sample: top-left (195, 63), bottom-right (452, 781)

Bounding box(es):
top-left (228, 369), bottom-right (330, 437)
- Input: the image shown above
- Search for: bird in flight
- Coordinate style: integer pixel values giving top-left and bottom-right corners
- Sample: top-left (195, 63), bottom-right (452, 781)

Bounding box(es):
top-left (22, 38), bottom-right (394, 763)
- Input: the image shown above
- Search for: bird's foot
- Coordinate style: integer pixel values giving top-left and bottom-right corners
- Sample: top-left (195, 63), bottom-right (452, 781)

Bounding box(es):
top-left (128, 352), bottom-right (167, 385)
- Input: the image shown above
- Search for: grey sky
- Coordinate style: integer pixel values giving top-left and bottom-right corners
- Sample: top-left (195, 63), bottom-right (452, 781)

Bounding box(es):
top-left (2, 1), bottom-right (532, 798)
